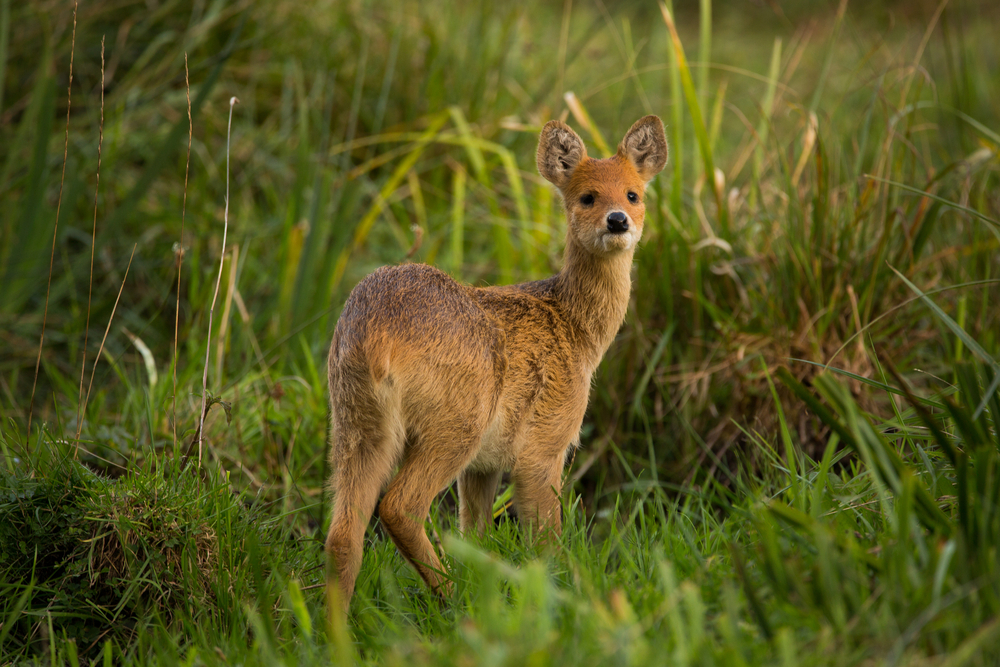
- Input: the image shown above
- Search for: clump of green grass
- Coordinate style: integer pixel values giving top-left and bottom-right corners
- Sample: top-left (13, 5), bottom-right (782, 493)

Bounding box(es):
top-left (222, 335), bottom-right (998, 667)
top-left (3, 357), bottom-right (1000, 664)
top-left (0, 449), bottom-right (313, 660)
top-left (9, 352), bottom-right (987, 665)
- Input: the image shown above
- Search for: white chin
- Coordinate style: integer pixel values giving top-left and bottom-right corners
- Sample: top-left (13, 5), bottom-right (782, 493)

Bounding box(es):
top-left (598, 232), bottom-right (637, 253)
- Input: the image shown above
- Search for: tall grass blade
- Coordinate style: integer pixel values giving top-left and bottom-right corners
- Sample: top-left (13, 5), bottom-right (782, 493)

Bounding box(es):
top-left (808, 0), bottom-right (848, 114)
top-left (751, 37), bottom-right (782, 205)
top-left (659, 3), bottom-right (728, 234)
top-left (76, 37), bottom-right (105, 444)
top-left (326, 581), bottom-right (356, 667)
top-left (630, 325), bottom-right (673, 419)
top-left (695, 0), bottom-right (711, 175)
top-left (289, 75), bottom-right (335, 329)
top-left (909, 200), bottom-right (943, 266)
top-left (371, 27), bottom-right (401, 138)
top-left (868, 176), bottom-right (1000, 232)
top-left (852, 73), bottom-right (883, 181)
top-left (937, 103), bottom-right (1000, 144)
top-left (811, 132), bottom-right (829, 254)
top-left (778, 368), bottom-right (953, 534)
top-left (277, 60), bottom-right (309, 326)
top-left (495, 147), bottom-right (535, 274)
top-left (889, 266), bottom-right (1000, 419)
top-left (0, 581), bottom-right (33, 652)
top-left (707, 80), bottom-right (727, 156)
top-left (449, 107), bottom-right (529, 278)
top-left (564, 91), bottom-right (611, 157)
top-left (26, 4), bottom-right (77, 444)
top-left (790, 358), bottom-right (945, 409)
top-left (172, 52), bottom-right (192, 453)
top-left (790, 111), bottom-right (817, 188)
top-left (196, 97), bottom-right (238, 466)
top-left (1, 66), bottom-right (55, 315)
top-left (662, 0), bottom-right (684, 216)
top-left (448, 106), bottom-right (487, 179)
top-left (451, 166), bottom-right (466, 274)
top-left (285, 579), bottom-right (313, 644)
top-left (762, 360), bottom-right (799, 506)
top-left (329, 112), bottom-right (450, 294)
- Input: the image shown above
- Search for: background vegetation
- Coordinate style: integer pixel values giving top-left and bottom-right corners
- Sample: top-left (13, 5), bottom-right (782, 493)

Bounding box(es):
top-left (1, 0), bottom-right (998, 663)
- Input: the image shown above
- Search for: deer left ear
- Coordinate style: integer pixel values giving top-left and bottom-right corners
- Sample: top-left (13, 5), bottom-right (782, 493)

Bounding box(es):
top-left (618, 115), bottom-right (668, 182)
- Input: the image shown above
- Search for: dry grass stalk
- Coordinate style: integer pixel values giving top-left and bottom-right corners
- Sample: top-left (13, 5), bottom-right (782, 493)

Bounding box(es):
top-left (197, 96), bottom-right (239, 466)
top-left (173, 53), bottom-right (193, 452)
top-left (27, 1), bottom-right (77, 448)
top-left (75, 34), bottom-right (106, 447)
top-left (81, 245), bottom-right (137, 430)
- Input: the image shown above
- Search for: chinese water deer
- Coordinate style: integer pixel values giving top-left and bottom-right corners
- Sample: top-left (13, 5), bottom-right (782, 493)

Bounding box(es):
top-left (325, 115), bottom-right (668, 609)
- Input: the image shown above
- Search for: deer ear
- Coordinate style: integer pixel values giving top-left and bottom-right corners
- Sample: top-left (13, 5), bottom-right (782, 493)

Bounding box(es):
top-left (618, 115), bottom-right (668, 182)
top-left (537, 121), bottom-right (587, 189)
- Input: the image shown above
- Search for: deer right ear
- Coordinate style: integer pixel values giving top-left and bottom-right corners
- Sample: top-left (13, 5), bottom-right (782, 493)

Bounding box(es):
top-left (537, 121), bottom-right (587, 189)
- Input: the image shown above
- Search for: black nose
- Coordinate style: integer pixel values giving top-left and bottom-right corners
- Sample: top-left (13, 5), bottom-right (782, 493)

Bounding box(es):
top-left (606, 211), bottom-right (629, 233)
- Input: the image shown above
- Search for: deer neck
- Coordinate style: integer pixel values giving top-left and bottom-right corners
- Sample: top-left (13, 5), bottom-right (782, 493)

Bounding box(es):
top-left (555, 237), bottom-right (635, 365)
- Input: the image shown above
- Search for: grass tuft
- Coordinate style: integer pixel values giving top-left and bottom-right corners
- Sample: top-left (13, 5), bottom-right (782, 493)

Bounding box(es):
top-left (0, 452), bottom-right (306, 660)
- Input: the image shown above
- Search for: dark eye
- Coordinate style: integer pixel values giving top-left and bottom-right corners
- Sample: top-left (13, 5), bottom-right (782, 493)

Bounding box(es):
top-left (580, 194), bottom-right (595, 206)
top-left (627, 191), bottom-right (639, 204)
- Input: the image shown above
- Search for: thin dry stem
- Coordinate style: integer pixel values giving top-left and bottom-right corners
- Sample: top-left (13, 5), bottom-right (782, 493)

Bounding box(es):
top-left (173, 53), bottom-right (192, 452)
top-left (27, 1), bottom-right (78, 448)
top-left (197, 96), bottom-right (239, 467)
top-left (75, 34), bottom-right (105, 449)
top-left (215, 244), bottom-right (239, 385)
top-left (81, 245), bottom-right (137, 420)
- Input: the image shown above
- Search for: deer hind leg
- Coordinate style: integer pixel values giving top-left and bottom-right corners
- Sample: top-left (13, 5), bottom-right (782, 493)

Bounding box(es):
top-left (378, 426), bottom-right (481, 597)
top-left (458, 469), bottom-right (502, 537)
top-left (325, 390), bottom-right (404, 610)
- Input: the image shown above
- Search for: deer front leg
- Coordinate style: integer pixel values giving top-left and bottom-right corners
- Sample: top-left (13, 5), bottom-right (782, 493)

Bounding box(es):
top-left (512, 451), bottom-right (567, 542)
top-left (459, 469), bottom-right (502, 537)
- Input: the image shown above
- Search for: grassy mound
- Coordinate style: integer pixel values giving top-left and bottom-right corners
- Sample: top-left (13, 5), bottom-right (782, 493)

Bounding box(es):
top-left (0, 456), bottom-right (310, 659)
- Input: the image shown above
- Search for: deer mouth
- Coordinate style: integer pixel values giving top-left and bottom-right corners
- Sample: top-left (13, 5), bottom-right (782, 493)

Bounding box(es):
top-left (597, 226), bottom-right (640, 253)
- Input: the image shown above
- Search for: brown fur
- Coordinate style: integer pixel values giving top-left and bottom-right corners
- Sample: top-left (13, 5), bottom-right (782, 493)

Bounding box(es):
top-left (324, 115), bottom-right (668, 609)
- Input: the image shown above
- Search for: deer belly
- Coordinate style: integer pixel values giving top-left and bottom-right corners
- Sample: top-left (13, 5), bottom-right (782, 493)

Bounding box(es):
top-left (466, 415), bottom-right (515, 473)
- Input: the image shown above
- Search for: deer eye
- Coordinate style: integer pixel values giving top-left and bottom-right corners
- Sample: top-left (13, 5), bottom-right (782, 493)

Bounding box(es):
top-left (627, 191), bottom-right (639, 204)
top-left (580, 193), bottom-right (595, 206)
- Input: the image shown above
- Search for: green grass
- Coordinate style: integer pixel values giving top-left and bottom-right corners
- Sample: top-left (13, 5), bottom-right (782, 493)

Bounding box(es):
top-left (1, 0), bottom-right (999, 663)
top-left (0, 453), bottom-right (306, 659)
